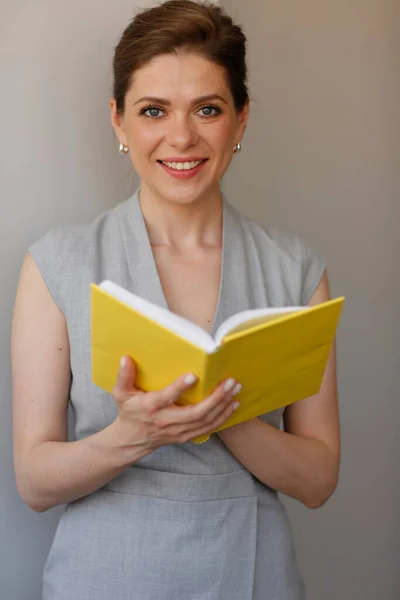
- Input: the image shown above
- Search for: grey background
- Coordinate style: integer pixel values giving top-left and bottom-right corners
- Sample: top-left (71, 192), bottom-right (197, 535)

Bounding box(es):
top-left (1, 1), bottom-right (398, 599)
top-left (222, 1), bottom-right (400, 598)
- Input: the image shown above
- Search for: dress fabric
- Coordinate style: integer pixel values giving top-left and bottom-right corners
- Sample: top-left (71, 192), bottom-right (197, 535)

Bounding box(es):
top-left (28, 190), bottom-right (325, 600)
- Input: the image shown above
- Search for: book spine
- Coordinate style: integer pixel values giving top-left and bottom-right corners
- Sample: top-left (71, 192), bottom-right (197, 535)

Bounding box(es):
top-left (201, 350), bottom-right (222, 400)
top-left (189, 351), bottom-right (223, 444)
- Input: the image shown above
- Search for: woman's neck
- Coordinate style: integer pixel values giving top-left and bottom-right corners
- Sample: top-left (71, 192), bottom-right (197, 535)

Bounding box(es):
top-left (138, 183), bottom-right (223, 251)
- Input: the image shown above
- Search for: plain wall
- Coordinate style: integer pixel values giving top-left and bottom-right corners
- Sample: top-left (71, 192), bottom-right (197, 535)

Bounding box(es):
top-left (221, 0), bottom-right (400, 599)
top-left (0, 2), bottom-right (149, 599)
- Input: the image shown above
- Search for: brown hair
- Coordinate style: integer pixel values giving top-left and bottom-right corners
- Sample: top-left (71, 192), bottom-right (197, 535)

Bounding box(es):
top-left (112, 0), bottom-right (249, 114)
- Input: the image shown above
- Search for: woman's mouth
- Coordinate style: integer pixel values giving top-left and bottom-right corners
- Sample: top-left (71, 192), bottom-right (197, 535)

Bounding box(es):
top-left (157, 158), bottom-right (208, 179)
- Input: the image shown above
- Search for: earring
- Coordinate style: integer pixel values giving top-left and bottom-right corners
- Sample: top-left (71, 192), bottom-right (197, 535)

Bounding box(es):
top-left (119, 143), bottom-right (129, 155)
top-left (233, 141), bottom-right (242, 154)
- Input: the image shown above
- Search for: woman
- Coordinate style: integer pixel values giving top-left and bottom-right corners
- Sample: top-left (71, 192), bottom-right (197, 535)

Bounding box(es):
top-left (12, 1), bottom-right (340, 598)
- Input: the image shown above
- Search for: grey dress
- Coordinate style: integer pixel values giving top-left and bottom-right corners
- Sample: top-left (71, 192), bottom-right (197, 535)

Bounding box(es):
top-left (28, 190), bottom-right (325, 600)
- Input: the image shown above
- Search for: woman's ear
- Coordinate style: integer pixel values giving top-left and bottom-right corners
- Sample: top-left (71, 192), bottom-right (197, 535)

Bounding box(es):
top-left (236, 99), bottom-right (250, 144)
top-left (110, 98), bottom-right (128, 147)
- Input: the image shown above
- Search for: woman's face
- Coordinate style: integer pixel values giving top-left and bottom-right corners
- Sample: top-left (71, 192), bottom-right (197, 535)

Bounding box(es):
top-left (111, 52), bottom-right (248, 206)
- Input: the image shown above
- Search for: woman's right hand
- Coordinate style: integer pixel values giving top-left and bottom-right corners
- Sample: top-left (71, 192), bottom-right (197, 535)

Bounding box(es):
top-left (112, 356), bottom-right (242, 451)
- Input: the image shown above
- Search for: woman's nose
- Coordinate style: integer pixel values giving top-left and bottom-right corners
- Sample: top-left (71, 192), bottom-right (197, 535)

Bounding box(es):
top-left (165, 115), bottom-right (198, 150)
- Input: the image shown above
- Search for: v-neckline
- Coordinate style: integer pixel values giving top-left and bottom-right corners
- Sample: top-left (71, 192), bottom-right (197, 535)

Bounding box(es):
top-left (124, 189), bottom-right (227, 338)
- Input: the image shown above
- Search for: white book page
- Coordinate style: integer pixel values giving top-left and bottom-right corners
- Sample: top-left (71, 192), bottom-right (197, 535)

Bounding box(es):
top-left (215, 306), bottom-right (308, 346)
top-left (99, 281), bottom-right (217, 353)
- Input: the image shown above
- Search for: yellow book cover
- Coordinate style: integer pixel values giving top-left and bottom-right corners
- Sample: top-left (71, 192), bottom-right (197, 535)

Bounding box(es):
top-left (91, 281), bottom-right (344, 443)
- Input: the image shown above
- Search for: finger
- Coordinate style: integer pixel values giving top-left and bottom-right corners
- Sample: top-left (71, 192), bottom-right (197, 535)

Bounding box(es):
top-left (145, 373), bottom-right (198, 413)
top-left (177, 394), bottom-right (240, 443)
top-left (161, 378), bottom-right (240, 426)
top-left (185, 380), bottom-right (242, 428)
top-left (112, 355), bottom-right (140, 400)
top-left (198, 382), bottom-right (242, 426)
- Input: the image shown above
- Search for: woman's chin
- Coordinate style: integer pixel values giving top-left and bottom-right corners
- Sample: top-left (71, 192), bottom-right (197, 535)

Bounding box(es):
top-left (152, 180), bottom-right (219, 206)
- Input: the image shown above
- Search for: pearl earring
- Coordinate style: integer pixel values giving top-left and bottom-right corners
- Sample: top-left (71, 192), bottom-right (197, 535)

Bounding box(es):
top-left (119, 143), bottom-right (129, 155)
top-left (233, 141), bottom-right (242, 154)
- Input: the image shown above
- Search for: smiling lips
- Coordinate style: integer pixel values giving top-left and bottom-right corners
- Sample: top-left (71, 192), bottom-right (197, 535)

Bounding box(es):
top-left (157, 158), bottom-right (208, 179)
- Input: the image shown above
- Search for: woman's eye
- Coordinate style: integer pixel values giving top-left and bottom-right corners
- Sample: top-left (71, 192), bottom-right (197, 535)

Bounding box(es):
top-left (140, 105), bottom-right (220, 119)
top-left (198, 106), bottom-right (220, 117)
top-left (142, 107), bottom-right (164, 118)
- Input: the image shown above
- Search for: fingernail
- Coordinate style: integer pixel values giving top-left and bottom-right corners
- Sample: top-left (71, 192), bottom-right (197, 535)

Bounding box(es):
top-left (224, 378), bottom-right (235, 392)
top-left (120, 356), bottom-right (127, 369)
top-left (184, 373), bottom-right (197, 386)
top-left (232, 401), bottom-right (240, 410)
top-left (232, 383), bottom-right (242, 396)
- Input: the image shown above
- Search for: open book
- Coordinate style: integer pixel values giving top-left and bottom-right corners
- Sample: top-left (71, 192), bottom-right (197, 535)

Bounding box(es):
top-left (91, 280), bottom-right (344, 443)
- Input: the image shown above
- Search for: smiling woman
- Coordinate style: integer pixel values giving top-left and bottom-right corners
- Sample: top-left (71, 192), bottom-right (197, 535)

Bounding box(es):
top-left (11, 1), bottom-right (340, 599)
top-left (111, 52), bottom-right (248, 202)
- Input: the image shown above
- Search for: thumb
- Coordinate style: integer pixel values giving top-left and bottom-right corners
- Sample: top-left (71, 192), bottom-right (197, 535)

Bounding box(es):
top-left (113, 355), bottom-right (140, 399)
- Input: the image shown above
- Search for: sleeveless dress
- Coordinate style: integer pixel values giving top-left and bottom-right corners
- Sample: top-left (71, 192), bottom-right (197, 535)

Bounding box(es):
top-left (28, 190), bottom-right (325, 600)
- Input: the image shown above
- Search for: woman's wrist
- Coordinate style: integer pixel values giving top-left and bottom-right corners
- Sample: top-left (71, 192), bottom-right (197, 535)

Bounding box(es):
top-left (102, 417), bottom-right (153, 469)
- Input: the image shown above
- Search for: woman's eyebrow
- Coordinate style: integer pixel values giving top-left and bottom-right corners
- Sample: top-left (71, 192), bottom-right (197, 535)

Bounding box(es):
top-left (133, 94), bottom-right (228, 106)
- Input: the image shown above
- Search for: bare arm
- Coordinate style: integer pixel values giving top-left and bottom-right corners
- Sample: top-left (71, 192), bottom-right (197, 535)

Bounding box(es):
top-left (11, 253), bottom-right (152, 512)
top-left (12, 254), bottom-right (239, 512)
top-left (217, 271), bottom-right (340, 509)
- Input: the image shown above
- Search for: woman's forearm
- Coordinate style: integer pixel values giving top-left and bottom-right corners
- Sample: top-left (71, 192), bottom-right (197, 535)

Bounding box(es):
top-left (218, 418), bottom-right (339, 508)
top-left (16, 419), bottom-right (151, 512)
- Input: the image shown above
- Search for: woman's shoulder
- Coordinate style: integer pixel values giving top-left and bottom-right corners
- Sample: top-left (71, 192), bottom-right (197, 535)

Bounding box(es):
top-left (26, 199), bottom-right (126, 312)
top-left (228, 200), bottom-right (320, 261)
top-left (226, 201), bottom-right (326, 304)
top-left (28, 200), bottom-right (124, 260)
